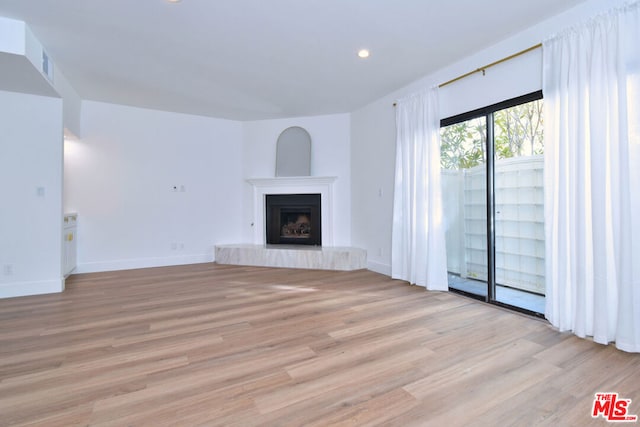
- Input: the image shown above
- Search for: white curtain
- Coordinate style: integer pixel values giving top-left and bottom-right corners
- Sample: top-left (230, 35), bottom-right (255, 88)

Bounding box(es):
top-left (391, 87), bottom-right (448, 291)
top-left (543, 1), bottom-right (640, 352)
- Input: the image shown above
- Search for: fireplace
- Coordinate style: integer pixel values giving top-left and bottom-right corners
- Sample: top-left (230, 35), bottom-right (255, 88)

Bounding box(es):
top-left (265, 194), bottom-right (321, 246)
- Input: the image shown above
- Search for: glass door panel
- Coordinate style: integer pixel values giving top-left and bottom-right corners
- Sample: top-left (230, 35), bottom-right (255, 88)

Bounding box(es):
top-left (492, 99), bottom-right (545, 313)
top-left (440, 117), bottom-right (488, 298)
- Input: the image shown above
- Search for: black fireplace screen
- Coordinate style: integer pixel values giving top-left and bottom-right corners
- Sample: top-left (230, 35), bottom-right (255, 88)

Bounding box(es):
top-left (265, 194), bottom-right (321, 246)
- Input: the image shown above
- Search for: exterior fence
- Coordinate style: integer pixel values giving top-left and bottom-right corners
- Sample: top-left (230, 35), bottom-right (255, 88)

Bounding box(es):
top-left (441, 155), bottom-right (545, 294)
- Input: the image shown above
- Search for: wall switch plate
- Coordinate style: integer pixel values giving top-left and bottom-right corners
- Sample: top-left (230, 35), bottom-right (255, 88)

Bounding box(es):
top-left (3, 264), bottom-right (13, 275)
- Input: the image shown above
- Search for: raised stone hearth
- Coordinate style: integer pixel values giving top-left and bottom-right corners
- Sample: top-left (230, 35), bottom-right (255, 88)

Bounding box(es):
top-left (215, 244), bottom-right (366, 271)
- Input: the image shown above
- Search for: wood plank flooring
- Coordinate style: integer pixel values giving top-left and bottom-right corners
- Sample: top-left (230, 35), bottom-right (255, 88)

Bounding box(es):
top-left (0, 263), bottom-right (638, 426)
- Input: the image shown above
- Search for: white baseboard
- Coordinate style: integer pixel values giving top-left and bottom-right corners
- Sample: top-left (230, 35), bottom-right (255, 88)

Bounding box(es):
top-left (0, 278), bottom-right (65, 299)
top-left (75, 253), bottom-right (214, 274)
top-left (367, 260), bottom-right (391, 276)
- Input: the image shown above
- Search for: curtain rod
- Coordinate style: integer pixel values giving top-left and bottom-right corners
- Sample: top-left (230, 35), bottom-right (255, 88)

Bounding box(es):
top-left (393, 43), bottom-right (542, 107)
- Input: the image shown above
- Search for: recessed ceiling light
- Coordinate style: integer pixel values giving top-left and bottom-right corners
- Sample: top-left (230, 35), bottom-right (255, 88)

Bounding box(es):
top-left (166, 0), bottom-right (182, 3)
top-left (358, 49), bottom-right (370, 59)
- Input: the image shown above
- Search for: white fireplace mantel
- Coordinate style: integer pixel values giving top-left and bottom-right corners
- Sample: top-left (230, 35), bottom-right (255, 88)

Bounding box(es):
top-left (247, 176), bottom-right (337, 246)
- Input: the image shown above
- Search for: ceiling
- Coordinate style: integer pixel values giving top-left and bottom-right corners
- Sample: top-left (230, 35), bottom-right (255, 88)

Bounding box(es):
top-left (0, 0), bottom-right (586, 121)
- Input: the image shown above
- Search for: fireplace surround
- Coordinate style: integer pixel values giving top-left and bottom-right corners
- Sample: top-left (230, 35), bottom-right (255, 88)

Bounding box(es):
top-left (246, 176), bottom-right (337, 246)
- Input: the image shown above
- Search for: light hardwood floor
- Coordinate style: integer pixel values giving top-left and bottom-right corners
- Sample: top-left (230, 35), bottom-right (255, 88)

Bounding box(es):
top-left (0, 263), bottom-right (638, 426)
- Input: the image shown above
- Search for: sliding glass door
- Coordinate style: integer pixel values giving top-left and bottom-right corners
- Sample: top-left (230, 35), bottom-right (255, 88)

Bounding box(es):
top-left (440, 92), bottom-right (545, 315)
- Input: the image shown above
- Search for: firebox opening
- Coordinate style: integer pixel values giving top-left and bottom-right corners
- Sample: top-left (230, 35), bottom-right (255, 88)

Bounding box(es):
top-left (280, 211), bottom-right (311, 239)
top-left (265, 194), bottom-right (321, 246)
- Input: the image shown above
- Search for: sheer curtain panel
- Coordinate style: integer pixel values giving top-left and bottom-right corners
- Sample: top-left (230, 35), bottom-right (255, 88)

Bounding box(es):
top-left (391, 87), bottom-right (448, 291)
top-left (543, 1), bottom-right (640, 352)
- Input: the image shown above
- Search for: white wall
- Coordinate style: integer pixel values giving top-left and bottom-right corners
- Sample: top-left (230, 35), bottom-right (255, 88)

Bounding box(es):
top-left (0, 90), bottom-right (64, 297)
top-left (0, 16), bottom-right (25, 54)
top-left (242, 113), bottom-right (352, 246)
top-left (350, 0), bottom-right (627, 276)
top-left (350, 100), bottom-right (395, 274)
top-left (66, 101), bottom-right (244, 273)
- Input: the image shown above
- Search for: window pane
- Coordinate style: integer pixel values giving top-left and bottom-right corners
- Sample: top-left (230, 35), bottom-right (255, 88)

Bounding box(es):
top-left (440, 117), bottom-right (487, 170)
top-left (493, 99), bottom-right (544, 159)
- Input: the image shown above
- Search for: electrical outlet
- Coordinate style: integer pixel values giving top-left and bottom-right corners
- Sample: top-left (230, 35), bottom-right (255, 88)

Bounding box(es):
top-left (3, 264), bottom-right (13, 276)
top-left (170, 242), bottom-right (177, 250)
top-left (180, 185), bottom-right (186, 192)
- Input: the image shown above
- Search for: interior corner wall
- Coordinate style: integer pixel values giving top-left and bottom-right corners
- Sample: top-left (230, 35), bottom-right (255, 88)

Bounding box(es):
top-left (241, 113), bottom-right (352, 246)
top-left (350, 101), bottom-right (396, 275)
top-left (350, 0), bottom-right (626, 276)
top-left (66, 101), bottom-right (244, 273)
top-left (0, 90), bottom-right (64, 298)
top-left (54, 68), bottom-right (82, 138)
